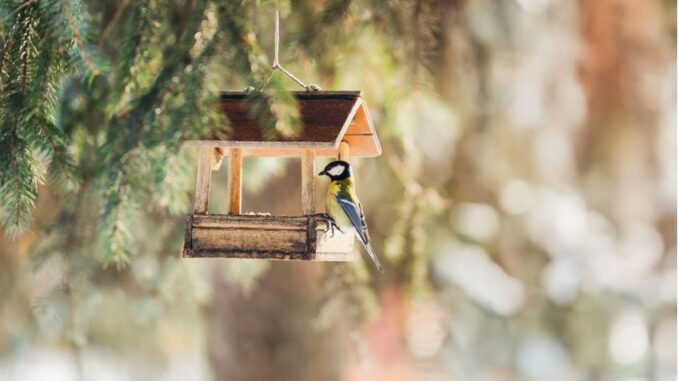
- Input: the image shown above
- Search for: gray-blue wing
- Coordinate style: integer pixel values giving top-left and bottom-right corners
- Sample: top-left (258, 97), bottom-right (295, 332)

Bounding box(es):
top-left (337, 197), bottom-right (383, 272)
top-left (337, 197), bottom-right (369, 244)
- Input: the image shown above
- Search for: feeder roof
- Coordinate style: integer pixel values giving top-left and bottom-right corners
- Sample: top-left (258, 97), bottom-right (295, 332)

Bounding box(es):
top-left (185, 91), bottom-right (381, 158)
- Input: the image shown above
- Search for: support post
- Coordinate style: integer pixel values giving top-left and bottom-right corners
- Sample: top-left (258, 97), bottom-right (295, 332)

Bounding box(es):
top-left (228, 148), bottom-right (242, 215)
top-left (212, 147), bottom-right (225, 171)
top-left (338, 140), bottom-right (350, 161)
top-left (301, 148), bottom-right (316, 215)
top-left (193, 147), bottom-right (213, 214)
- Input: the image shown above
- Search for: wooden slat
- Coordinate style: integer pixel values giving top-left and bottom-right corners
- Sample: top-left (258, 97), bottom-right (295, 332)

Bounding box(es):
top-left (228, 148), bottom-right (242, 214)
top-left (301, 149), bottom-right (316, 215)
top-left (187, 140), bottom-right (336, 149)
top-left (185, 134), bottom-right (379, 158)
top-left (193, 147), bottom-right (213, 213)
top-left (183, 214), bottom-right (355, 261)
top-left (192, 224), bottom-right (308, 254)
top-left (220, 91), bottom-right (362, 99)
top-left (192, 214), bottom-right (308, 228)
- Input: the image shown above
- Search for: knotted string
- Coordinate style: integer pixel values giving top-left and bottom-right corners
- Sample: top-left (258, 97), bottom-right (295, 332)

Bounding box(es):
top-left (250, 8), bottom-right (320, 93)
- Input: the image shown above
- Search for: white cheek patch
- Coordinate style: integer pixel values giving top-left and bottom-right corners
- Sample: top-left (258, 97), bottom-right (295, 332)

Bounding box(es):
top-left (327, 165), bottom-right (345, 177)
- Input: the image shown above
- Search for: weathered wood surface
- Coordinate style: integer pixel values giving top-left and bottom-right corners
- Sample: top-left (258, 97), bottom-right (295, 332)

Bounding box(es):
top-left (183, 214), bottom-right (355, 261)
top-left (214, 95), bottom-right (358, 143)
top-left (228, 148), bottom-right (242, 215)
top-left (193, 147), bottom-right (213, 213)
top-left (184, 91), bottom-right (381, 158)
top-left (220, 91), bottom-right (362, 100)
top-left (185, 134), bottom-right (375, 158)
top-left (301, 149), bottom-right (316, 214)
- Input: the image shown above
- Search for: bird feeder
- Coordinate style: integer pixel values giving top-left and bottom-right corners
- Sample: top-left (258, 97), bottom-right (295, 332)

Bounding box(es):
top-left (182, 90), bottom-right (381, 260)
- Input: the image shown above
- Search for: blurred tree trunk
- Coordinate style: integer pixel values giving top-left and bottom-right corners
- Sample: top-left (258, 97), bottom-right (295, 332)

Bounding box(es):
top-left (206, 162), bottom-right (345, 381)
top-left (207, 263), bottom-right (342, 381)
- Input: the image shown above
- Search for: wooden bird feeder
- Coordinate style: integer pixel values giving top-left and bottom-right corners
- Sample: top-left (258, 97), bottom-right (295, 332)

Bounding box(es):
top-left (182, 90), bottom-right (381, 260)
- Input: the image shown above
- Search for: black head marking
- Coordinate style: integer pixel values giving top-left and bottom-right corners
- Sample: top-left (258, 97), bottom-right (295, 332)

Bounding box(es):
top-left (318, 160), bottom-right (351, 180)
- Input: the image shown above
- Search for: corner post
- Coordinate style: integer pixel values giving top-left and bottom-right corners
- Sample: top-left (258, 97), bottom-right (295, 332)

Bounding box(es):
top-left (301, 148), bottom-right (316, 215)
top-left (228, 148), bottom-right (242, 215)
top-left (212, 147), bottom-right (225, 170)
top-left (338, 140), bottom-right (350, 161)
top-left (193, 147), bottom-right (213, 214)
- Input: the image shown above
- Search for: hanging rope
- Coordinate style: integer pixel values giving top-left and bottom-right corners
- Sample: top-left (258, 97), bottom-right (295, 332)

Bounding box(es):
top-left (253, 9), bottom-right (320, 93)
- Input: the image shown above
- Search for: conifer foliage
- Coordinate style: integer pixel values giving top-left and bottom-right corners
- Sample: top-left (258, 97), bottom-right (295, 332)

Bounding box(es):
top-left (0, 0), bottom-right (300, 266)
top-left (0, 0), bottom-right (72, 235)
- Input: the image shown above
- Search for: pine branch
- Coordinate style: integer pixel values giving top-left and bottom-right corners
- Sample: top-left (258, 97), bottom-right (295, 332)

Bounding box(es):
top-left (0, 38), bottom-right (8, 89)
top-left (40, 0), bottom-right (110, 76)
top-left (60, 0), bottom-right (98, 74)
top-left (19, 4), bottom-right (34, 85)
top-left (149, 30), bottom-right (224, 148)
top-left (109, 0), bottom-right (148, 106)
top-left (98, 0), bottom-right (129, 45)
top-left (97, 0), bottom-right (211, 265)
top-left (100, 3), bottom-right (204, 175)
top-left (0, 1), bottom-right (79, 234)
top-left (98, 163), bottom-right (134, 268)
top-left (29, 16), bottom-right (76, 185)
top-left (9, 0), bottom-right (37, 17)
top-left (0, 2), bottom-right (43, 234)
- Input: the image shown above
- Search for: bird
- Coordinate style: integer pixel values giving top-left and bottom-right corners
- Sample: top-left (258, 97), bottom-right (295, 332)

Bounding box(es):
top-left (318, 160), bottom-right (383, 272)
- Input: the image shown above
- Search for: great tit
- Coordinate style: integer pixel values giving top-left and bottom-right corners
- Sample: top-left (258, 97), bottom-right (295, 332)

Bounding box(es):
top-left (319, 160), bottom-right (384, 272)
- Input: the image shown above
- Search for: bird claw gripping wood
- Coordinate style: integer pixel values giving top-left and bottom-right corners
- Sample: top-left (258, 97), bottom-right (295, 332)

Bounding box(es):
top-left (319, 213), bottom-right (339, 238)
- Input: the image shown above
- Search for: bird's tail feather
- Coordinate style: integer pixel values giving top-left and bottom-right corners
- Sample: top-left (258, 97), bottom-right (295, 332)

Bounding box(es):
top-left (360, 240), bottom-right (384, 273)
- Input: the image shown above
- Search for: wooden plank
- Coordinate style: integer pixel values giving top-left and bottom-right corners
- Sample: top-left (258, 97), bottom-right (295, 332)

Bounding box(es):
top-left (193, 226), bottom-right (308, 253)
top-left (193, 147), bottom-right (213, 213)
top-left (301, 149), bottom-right (316, 215)
top-left (338, 141), bottom-right (350, 161)
top-left (191, 215), bottom-right (309, 259)
top-left (346, 103), bottom-right (372, 134)
top-left (228, 148), bottom-right (242, 215)
top-left (315, 222), bottom-right (356, 261)
top-left (183, 214), bottom-right (355, 261)
top-left (331, 96), bottom-right (363, 147)
top-left (193, 221), bottom-right (306, 230)
top-left (220, 91), bottom-right (362, 100)
top-left (184, 134), bottom-right (379, 158)
top-left (185, 140), bottom-right (336, 149)
top-left (193, 214), bottom-right (308, 228)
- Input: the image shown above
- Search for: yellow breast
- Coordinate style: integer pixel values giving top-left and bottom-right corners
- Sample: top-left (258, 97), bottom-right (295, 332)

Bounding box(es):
top-left (325, 181), bottom-right (352, 228)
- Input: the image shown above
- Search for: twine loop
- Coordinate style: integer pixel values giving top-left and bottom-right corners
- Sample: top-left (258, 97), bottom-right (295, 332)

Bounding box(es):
top-left (246, 9), bottom-right (320, 93)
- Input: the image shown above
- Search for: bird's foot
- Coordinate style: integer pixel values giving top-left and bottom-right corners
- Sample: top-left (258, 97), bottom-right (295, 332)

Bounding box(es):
top-left (318, 214), bottom-right (339, 238)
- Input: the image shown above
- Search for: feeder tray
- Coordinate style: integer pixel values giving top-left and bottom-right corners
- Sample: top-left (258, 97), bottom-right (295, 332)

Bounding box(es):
top-left (182, 91), bottom-right (381, 260)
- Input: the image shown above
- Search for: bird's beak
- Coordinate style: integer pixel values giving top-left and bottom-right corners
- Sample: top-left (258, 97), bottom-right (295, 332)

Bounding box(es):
top-left (318, 169), bottom-right (327, 176)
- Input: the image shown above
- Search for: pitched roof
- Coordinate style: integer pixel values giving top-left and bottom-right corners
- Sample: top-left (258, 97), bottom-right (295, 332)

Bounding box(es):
top-left (185, 91), bottom-right (381, 157)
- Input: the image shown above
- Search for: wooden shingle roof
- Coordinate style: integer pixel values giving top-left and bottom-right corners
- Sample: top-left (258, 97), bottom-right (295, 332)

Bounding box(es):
top-left (185, 91), bottom-right (381, 157)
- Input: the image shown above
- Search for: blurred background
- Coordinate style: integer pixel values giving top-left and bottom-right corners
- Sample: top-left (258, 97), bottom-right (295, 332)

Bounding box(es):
top-left (0, 0), bottom-right (675, 380)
